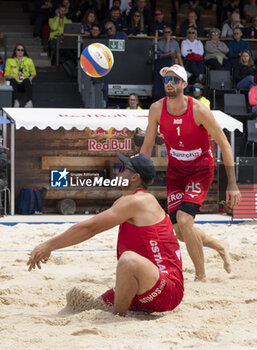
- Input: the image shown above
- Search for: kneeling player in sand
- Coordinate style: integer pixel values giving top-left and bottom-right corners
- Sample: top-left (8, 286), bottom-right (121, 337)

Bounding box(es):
top-left (27, 153), bottom-right (184, 316)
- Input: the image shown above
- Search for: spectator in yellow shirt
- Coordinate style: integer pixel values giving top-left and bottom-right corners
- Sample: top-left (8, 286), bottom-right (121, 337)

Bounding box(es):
top-left (126, 93), bottom-right (142, 109)
top-left (48, 4), bottom-right (72, 64)
top-left (192, 83), bottom-right (210, 109)
top-left (4, 43), bottom-right (36, 107)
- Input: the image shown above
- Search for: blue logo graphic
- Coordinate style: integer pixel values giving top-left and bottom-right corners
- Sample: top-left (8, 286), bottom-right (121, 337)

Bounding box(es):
top-left (51, 169), bottom-right (69, 187)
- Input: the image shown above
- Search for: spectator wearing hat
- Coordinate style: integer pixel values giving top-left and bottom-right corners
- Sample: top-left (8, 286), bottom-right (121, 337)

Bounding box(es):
top-left (221, 11), bottom-right (244, 38)
top-left (150, 9), bottom-right (169, 37)
top-left (228, 28), bottom-right (251, 67)
top-left (192, 82), bottom-right (210, 109)
top-left (204, 28), bottom-right (230, 70)
top-left (233, 49), bottom-right (257, 90)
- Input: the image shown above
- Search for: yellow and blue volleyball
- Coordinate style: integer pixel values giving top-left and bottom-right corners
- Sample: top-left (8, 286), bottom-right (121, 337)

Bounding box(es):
top-left (80, 43), bottom-right (114, 78)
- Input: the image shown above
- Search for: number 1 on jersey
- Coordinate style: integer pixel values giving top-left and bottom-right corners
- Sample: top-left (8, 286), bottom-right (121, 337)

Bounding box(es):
top-left (176, 126), bottom-right (180, 136)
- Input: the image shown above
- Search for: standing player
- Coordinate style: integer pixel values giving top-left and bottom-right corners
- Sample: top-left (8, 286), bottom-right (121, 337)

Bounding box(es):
top-left (27, 153), bottom-right (183, 315)
top-left (140, 64), bottom-right (241, 281)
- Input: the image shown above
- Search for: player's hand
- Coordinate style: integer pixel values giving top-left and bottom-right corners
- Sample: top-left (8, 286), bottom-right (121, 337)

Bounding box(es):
top-left (27, 243), bottom-right (51, 271)
top-left (226, 183), bottom-right (241, 207)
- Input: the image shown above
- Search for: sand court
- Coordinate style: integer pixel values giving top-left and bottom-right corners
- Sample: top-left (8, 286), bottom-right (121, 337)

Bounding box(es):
top-left (0, 217), bottom-right (257, 350)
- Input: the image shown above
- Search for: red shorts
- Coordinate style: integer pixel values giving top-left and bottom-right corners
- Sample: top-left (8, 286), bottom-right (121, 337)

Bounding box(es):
top-left (166, 161), bottom-right (214, 213)
top-left (101, 272), bottom-right (183, 313)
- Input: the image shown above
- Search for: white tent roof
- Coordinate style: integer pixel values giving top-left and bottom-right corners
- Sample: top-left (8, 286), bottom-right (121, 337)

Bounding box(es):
top-left (3, 108), bottom-right (243, 132)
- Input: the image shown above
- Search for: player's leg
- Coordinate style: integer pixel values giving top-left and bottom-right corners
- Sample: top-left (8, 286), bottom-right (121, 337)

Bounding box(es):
top-left (176, 208), bottom-right (206, 281)
top-left (113, 250), bottom-right (159, 315)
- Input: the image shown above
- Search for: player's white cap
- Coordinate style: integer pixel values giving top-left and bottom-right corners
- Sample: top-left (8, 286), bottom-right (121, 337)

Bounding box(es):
top-left (160, 64), bottom-right (188, 82)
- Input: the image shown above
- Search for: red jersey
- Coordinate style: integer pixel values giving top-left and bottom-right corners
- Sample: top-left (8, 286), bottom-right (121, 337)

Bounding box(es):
top-left (160, 96), bottom-right (213, 166)
top-left (117, 213), bottom-right (183, 288)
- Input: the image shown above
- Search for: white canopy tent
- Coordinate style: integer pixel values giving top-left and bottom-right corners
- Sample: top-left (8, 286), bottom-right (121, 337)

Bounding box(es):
top-left (2, 108), bottom-right (243, 215)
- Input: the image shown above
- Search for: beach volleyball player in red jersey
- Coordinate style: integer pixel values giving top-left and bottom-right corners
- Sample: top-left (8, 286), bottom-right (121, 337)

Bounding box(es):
top-left (141, 64), bottom-right (241, 281)
top-left (27, 153), bottom-right (183, 315)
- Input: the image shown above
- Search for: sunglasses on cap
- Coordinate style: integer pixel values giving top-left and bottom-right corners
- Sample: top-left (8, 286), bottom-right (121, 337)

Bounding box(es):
top-left (119, 164), bottom-right (137, 174)
top-left (194, 88), bottom-right (201, 92)
top-left (163, 76), bottom-right (182, 85)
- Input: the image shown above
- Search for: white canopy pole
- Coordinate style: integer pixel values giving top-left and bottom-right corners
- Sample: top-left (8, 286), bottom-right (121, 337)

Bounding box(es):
top-left (10, 122), bottom-right (15, 215)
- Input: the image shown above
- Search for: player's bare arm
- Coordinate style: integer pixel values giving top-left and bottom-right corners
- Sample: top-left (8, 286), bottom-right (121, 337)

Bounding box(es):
top-left (140, 100), bottom-right (162, 158)
top-left (193, 100), bottom-right (241, 207)
top-left (27, 197), bottom-right (139, 271)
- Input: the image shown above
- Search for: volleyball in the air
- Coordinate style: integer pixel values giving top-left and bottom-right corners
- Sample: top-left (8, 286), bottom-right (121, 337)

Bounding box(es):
top-left (80, 43), bottom-right (114, 78)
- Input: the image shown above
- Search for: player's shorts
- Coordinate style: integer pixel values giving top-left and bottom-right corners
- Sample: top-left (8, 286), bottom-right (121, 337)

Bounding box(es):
top-left (166, 160), bottom-right (214, 214)
top-left (101, 272), bottom-right (183, 313)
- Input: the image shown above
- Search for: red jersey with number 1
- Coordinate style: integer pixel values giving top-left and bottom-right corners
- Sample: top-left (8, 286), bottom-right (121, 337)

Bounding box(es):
top-left (160, 96), bottom-right (213, 166)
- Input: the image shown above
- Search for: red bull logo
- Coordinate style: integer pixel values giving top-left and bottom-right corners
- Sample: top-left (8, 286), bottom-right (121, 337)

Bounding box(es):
top-left (92, 127), bottom-right (127, 138)
top-left (89, 138), bottom-right (131, 151)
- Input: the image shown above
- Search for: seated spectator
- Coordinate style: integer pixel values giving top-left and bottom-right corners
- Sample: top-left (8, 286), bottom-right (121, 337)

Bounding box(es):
top-left (103, 5), bottom-right (127, 32)
top-left (90, 24), bottom-right (102, 38)
top-left (71, 0), bottom-right (90, 22)
top-left (61, 0), bottom-right (74, 20)
top-left (179, 10), bottom-right (205, 38)
top-left (150, 9), bottom-right (169, 37)
top-left (221, 11), bottom-right (244, 38)
top-left (228, 28), bottom-right (251, 67)
top-left (248, 84), bottom-right (257, 115)
top-left (223, 0), bottom-right (240, 22)
top-left (48, 4), bottom-right (72, 64)
top-left (244, 0), bottom-right (257, 24)
top-left (104, 21), bottom-right (128, 39)
top-left (127, 10), bottom-right (148, 36)
top-left (192, 82), bottom-right (210, 109)
top-left (204, 28), bottom-right (230, 70)
top-left (157, 26), bottom-right (183, 66)
top-left (178, 0), bottom-right (203, 17)
top-left (82, 9), bottom-right (98, 36)
top-left (126, 93), bottom-right (142, 109)
top-left (33, 0), bottom-right (56, 38)
top-left (109, 0), bottom-right (132, 15)
top-left (233, 49), bottom-right (257, 90)
top-left (129, 0), bottom-right (152, 35)
top-left (243, 15), bottom-right (257, 38)
top-left (181, 27), bottom-right (205, 83)
top-left (4, 44), bottom-right (36, 108)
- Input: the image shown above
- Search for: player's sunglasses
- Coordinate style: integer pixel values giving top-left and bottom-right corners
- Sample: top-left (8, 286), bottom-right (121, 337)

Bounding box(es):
top-left (163, 76), bottom-right (182, 84)
top-left (119, 164), bottom-right (136, 173)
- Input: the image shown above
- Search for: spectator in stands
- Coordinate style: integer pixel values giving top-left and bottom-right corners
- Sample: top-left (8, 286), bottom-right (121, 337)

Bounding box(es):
top-left (104, 21), bottom-right (128, 39)
top-left (109, 0), bottom-right (132, 15)
top-left (104, 5), bottom-right (127, 32)
top-left (4, 44), bottom-right (36, 108)
top-left (150, 9), bottom-right (169, 37)
top-left (127, 10), bottom-right (148, 36)
top-left (48, 4), bottom-right (72, 64)
top-left (178, 1), bottom-right (203, 17)
top-left (90, 24), bottom-right (102, 38)
top-left (243, 15), bottom-right (257, 38)
top-left (61, 0), bottom-right (75, 20)
top-left (192, 82), bottom-right (210, 109)
top-left (204, 27), bottom-right (230, 70)
top-left (157, 26), bottom-right (183, 66)
top-left (248, 84), bottom-right (257, 115)
top-left (228, 28), bottom-right (251, 67)
top-left (179, 10), bottom-right (205, 38)
top-left (126, 93), bottom-right (142, 109)
top-left (233, 49), bottom-right (257, 90)
top-left (181, 27), bottom-right (205, 83)
top-left (244, 0), bottom-right (257, 24)
top-left (71, 0), bottom-right (90, 22)
top-left (223, 0), bottom-right (240, 22)
top-left (82, 9), bottom-right (98, 36)
top-left (221, 11), bottom-right (244, 38)
top-left (33, 0), bottom-right (56, 38)
top-left (129, 0), bottom-right (152, 35)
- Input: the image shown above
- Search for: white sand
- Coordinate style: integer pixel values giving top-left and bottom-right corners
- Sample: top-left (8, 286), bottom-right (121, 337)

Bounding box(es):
top-left (0, 219), bottom-right (257, 350)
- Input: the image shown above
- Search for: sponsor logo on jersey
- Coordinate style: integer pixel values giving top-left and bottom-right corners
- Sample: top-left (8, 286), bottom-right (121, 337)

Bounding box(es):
top-left (173, 119), bottom-right (182, 125)
top-left (168, 192), bottom-right (184, 204)
top-left (185, 182), bottom-right (201, 194)
top-left (138, 279), bottom-right (166, 304)
top-left (170, 147), bottom-right (202, 161)
top-left (149, 240), bottom-right (168, 274)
